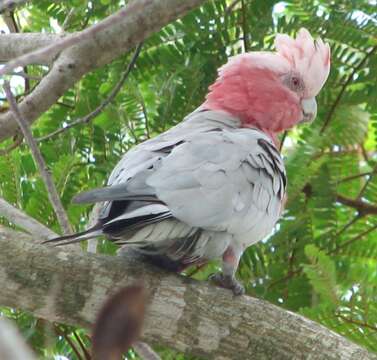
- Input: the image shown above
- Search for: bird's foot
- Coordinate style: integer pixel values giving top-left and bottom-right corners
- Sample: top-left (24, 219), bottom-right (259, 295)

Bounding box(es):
top-left (209, 272), bottom-right (245, 296)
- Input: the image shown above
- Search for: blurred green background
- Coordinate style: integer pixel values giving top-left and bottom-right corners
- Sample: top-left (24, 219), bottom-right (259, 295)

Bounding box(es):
top-left (0, 0), bottom-right (376, 358)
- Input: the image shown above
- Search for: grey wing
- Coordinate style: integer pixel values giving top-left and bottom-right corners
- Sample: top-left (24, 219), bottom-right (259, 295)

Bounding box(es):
top-left (71, 109), bottom-right (241, 232)
top-left (91, 108), bottom-right (242, 221)
top-left (105, 107), bottom-right (240, 188)
top-left (146, 128), bottom-right (286, 242)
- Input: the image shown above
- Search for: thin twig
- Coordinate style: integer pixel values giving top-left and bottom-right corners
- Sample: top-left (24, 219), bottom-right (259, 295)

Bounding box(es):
top-left (136, 84), bottom-right (151, 139)
top-left (337, 171), bottom-right (375, 183)
top-left (56, 101), bottom-right (76, 110)
top-left (37, 43), bottom-right (143, 142)
top-left (120, 109), bottom-right (141, 144)
top-left (333, 215), bottom-right (361, 240)
top-left (3, 81), bottom-right (72, 234)
top-left (317, 215), bottom-right (362, 254)
top-left (0, 132), bottom-right (23, 156)
top-left (356, 166), bottom-right (377, 200)
top-left (62, 8), bottom-right (76, 31)
top-left (335, 313), bottom-right (377, 332)
top-left (360, 143), bottom-right (370, 163)
top-left (267, 269), bottom-right (302, 290)
top-left (72, 331), bottom-right (92, 360)
top-left (320, 46), bottom-right (377, 133)
top-left (240, 0), bottom-right (249, 52)
top-left (357, 178), bottom-right (372, 200)
top-left (328, 224), bottom-right (377, 255)
top-left (54, 325), bottom-right (85, 360)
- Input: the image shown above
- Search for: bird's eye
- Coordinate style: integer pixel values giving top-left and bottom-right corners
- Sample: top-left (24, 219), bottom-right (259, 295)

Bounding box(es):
top-left (291, 77), bottom-right (300, 87)
top-left (282, 73), bottom-right (304, 93)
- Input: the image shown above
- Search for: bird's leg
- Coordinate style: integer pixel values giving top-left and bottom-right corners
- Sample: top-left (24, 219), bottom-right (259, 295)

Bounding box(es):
top-left (209, 245), bottom-right (245, 295)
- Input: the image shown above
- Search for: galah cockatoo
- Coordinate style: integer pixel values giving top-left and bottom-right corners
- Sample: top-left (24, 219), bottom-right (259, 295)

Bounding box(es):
top-left (47, 28), bottom-right (330, 295)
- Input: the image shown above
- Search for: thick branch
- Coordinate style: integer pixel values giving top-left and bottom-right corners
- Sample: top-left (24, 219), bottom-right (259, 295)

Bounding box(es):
top-left (0, 227), bottom-right (375, 360)
top-left (0, 5), bottom-right (140, 76)
top-left (0, 33), bottom-right (60, 63)
top-left (0, 0), bottom-right (207, 143)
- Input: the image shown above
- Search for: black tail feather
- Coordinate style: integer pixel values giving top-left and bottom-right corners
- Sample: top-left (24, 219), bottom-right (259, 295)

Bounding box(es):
top-left (42, 223), bottom-right (102, 245)
top-left (53, 233), bottom-right (102, 246)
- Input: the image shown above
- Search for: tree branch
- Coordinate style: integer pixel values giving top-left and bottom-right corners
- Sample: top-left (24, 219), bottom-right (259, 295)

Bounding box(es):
top-left (53, 325), bottom-right (86, 360)
top-left (240, 0), bottom-right (249, 52)
top-left (0, 33), bottom-right (60, 63)
top-left (0, 0), bottom-right (29, 13)
top-left (37, 42), bottom-right (143, 142)
top-left (3, 81), bottom-right (72, 234)
top-left (328, 224), bottom-right (377, 255)
top-left (333, 214), bottom-right (362, 239)
top-left (356, 166), bottom-right (376, 200)
top-left (338, 171), bottom-right (375, 183)
top-left (0, 4), bottom-right (140, 76)
top-left (0, 132), bottom-right (23, 155)
top-left (336, 313), bottom-right (377, 332)
top-left (0, 0), bottom-right (208, 143)
top-left (0, 227), bottom-right (375, 360)
top-left (0, 197), bottom-right (57, 239)
top-left (336, 194), bottom-right (377, 216)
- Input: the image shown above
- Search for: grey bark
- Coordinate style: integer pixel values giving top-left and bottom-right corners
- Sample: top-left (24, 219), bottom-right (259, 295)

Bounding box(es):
top-left (0, 0), bottom-right (208, 143)
top-left (0, 33), bottom-right (60, 63)
top-left (0, 226), bottom-right (375, 360)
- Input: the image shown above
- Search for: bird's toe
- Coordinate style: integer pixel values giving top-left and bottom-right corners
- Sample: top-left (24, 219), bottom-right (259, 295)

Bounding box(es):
top-left (209, 272), bottom-right (245, 296)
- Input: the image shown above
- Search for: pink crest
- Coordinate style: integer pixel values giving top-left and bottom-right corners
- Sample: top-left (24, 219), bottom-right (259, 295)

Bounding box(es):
top-left (275, 28), bottom-right (331, 97)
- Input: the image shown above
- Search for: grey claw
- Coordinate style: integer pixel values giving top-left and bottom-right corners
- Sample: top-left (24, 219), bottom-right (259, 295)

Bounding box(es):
top-left (232, 281), bottom-right (245, 296)
top-left (209, 273), bottom-right (245, 296)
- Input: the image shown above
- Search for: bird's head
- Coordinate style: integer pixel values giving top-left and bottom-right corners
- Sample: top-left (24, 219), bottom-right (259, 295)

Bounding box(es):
top-left (204, 28), bottom-right (330, 134)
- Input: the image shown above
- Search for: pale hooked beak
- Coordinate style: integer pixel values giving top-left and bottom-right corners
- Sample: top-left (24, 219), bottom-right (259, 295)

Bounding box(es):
top-left (301, 98), bottom-right (317, 123)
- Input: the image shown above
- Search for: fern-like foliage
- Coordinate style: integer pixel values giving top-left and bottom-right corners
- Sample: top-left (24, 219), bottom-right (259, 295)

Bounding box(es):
top-left (0, 0), bottom-right (376, 358)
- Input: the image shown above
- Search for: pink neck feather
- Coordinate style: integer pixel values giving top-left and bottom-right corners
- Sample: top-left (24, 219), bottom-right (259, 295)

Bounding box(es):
top-left (203, 56), bottom-right (302, 136)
